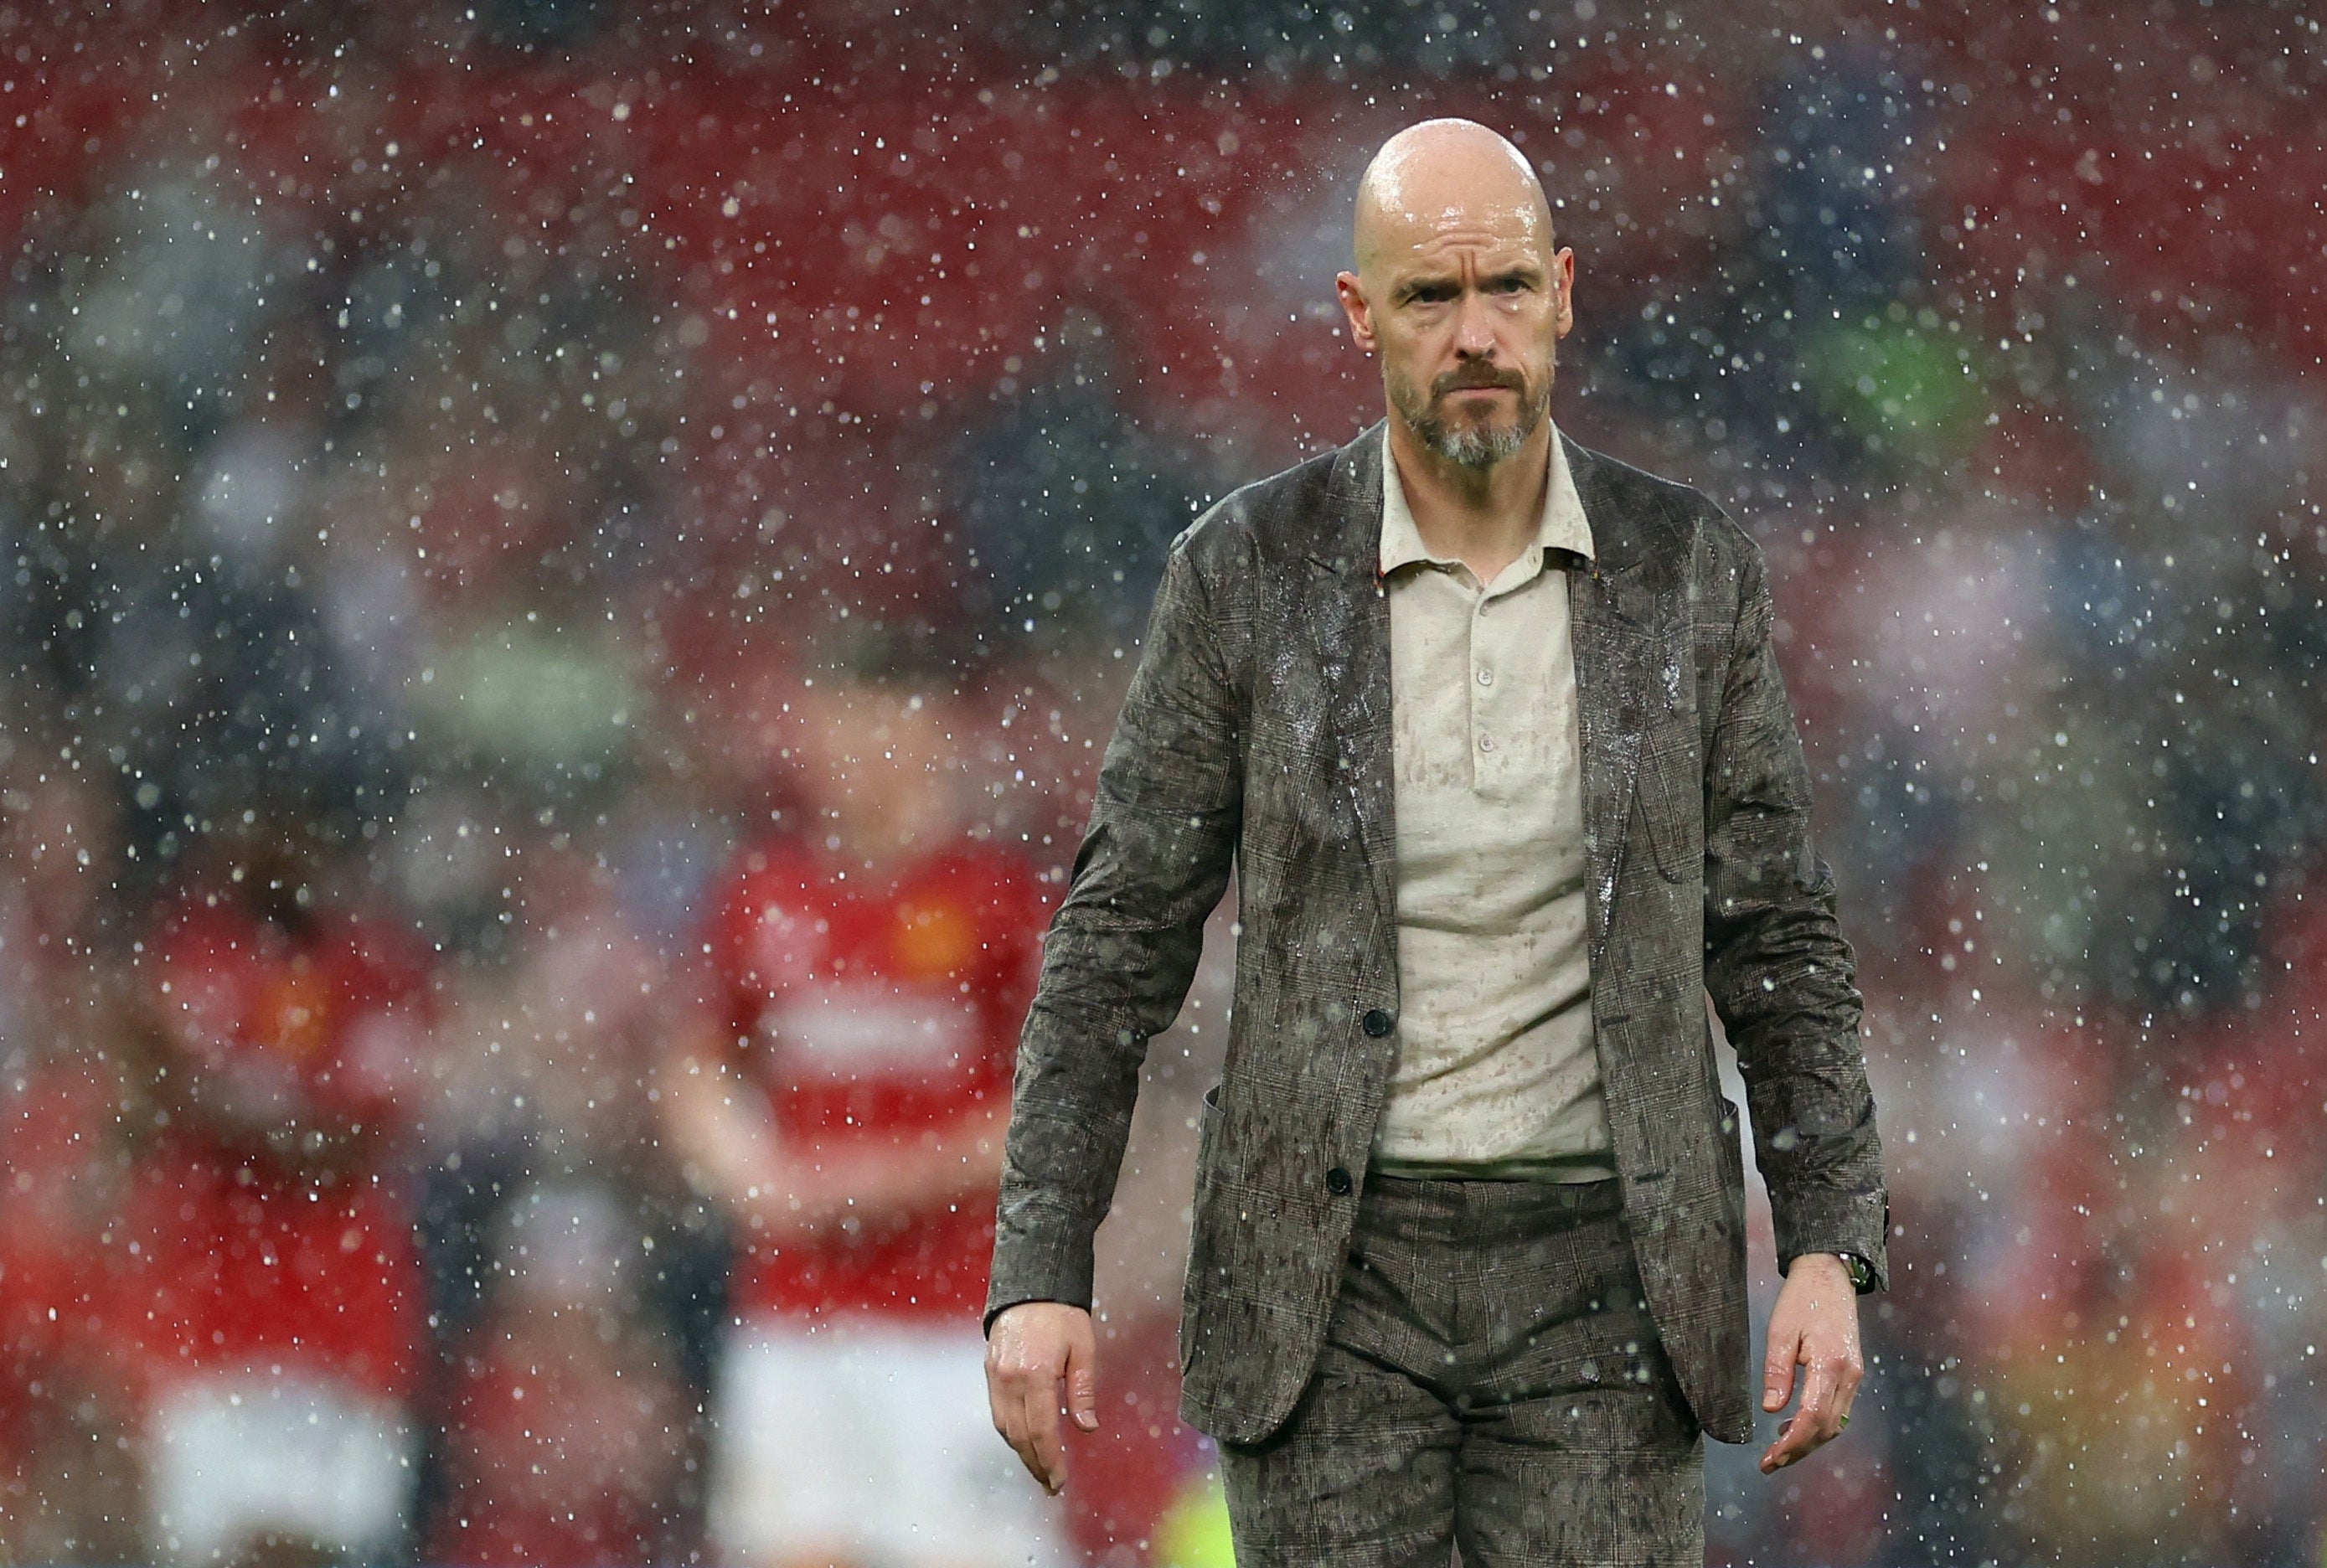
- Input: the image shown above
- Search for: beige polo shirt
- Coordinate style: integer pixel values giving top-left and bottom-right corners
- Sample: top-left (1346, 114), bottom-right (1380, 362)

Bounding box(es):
top-left (1369, 426), bottom-right (1618, 1182)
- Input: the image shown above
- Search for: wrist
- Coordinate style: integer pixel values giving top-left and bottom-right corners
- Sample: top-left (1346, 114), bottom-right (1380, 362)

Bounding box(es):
top-left (1792, 1251), bottom-right (1873, 1291)
top-left (987, 1298), bottom-right (1091, 1338)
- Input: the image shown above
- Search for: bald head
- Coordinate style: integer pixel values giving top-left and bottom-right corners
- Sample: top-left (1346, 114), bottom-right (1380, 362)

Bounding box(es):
top-left (1352, 118), bottom-right (1555, 279)
top-left (1336, 119), bottom-right (1574, 474)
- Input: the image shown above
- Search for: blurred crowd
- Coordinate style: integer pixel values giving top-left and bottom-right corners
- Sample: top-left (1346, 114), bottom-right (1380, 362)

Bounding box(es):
top-left (2, 2), bottom-right (2324, 1565)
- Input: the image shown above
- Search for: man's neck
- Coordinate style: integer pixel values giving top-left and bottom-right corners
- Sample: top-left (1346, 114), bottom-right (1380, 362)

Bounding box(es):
top-left (1386, 416), bottom-right (1552, 586)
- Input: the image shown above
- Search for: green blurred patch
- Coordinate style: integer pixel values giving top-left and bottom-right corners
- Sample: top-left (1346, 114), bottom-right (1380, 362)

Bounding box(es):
top-left (417, 620), bottom-right (642, 782)
top-left (1802, 307), bottom-right (1989, 458)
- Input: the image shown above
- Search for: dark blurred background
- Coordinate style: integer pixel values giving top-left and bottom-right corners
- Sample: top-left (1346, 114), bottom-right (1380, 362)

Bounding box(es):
top-left (2, 2), bottom-right (2323, 1565)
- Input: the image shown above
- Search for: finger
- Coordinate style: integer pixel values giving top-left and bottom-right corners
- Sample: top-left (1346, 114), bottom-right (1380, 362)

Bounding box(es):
top-left (1022, 1406), bottom-right (1064, 1491)
top-left (1795, 1354), bottom-right (1842, 1447)
top-left (1007, 1385), bottom-right (1050, 1488)
top-left (1002, 1403), bottom-right (1045, 1487)
top-left (985, 1354), bottom-right (1014, 1444)
top-left (987, 1363), bottom-right (1040, 1486)
top-left (1065, 1328), bottom-right (1099, 1434)
top-left (1762, 1323), bottom-right (1801, 1412)
top-left (1834, 1356), bottom-right (1865, 1426)
top-left (1760, 1355), bottom-right (1837, 1473)
top-left (1761, 1409), bottom-right (1819, 1472)
top-left (1025, 1364), bottom-right (1066, 1493)
top-left (987, 1344), bottom-right (1057, 1492)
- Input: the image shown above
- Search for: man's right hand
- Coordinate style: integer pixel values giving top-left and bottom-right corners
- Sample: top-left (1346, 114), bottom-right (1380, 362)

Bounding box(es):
top-left (984, 1301), bottom-right (1099, 1495)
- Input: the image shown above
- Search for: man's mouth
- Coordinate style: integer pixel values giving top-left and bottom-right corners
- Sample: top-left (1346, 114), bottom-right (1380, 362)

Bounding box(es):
top-left (1437, 377), bottom-right (1522, 400)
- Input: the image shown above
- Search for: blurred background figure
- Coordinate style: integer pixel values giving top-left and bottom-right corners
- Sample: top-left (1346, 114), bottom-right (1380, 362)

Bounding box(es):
top-left (0, 761), bottom-right (147, 1563)
top-left (422, 1176), bottom-right (693, 1567)
top-left (124, 838), bottom-right (435, 1567)
top-left (415, 840), bottom-right (716, 1568)
top-left (665, 638), bottom-right (1065, 1567)
top-left (0, 3), bottom-right (2320, 1566)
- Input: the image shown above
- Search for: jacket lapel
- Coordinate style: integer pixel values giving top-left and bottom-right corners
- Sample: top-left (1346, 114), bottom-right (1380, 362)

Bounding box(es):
top-left (1294, 425), bottom-right (1666, 961)
top-left (1298, 423), bottom-right (1400, 936)
top-left (1562, 434), bottom-right (1662, 967)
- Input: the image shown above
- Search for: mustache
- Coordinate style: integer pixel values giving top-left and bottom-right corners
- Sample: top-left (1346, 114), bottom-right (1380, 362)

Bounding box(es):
top-left (1432, 366), bottom-right (1528, 397)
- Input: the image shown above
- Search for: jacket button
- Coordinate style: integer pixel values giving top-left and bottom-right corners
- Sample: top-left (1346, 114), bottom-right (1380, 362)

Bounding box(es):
top-left (1361, 1008), bottom-right (1394, 1038)
top-left (1324, 1167), bottom-right (1354, 1196)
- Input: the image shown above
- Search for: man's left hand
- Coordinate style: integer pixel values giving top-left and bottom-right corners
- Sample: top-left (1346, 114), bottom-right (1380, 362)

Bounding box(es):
top-left (1757, 1252), bottom-right (1864, 1473)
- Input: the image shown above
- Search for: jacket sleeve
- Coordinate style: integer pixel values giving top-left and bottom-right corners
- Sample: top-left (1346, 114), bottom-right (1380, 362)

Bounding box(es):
top-left (1700, 536), bottom-right (1891, 1291)
top-left (986, 534), bottom-right (1245, 1329)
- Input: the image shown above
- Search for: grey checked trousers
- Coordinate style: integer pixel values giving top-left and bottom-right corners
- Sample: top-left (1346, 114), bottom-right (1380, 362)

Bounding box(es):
top-left (1215, 1174), bottom-right (1705, 1568)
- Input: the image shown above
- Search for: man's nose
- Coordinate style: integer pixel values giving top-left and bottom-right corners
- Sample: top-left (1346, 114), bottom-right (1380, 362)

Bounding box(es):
top-left (1452, 289), bottom-right (1499, 357)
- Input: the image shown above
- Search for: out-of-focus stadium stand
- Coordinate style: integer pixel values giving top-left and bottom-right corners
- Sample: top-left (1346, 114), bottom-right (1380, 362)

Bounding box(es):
top-left (2, 2), bottom-right (2324, 1565)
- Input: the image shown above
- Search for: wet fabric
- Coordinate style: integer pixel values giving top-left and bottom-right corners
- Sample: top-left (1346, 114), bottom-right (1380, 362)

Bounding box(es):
top-left (990, 419), bottom-right (1889, 1447)
top-left (1216, 1176), bottom-right (1702, 1568)
top-left (1374, 424), bottom-right (1614, 1182)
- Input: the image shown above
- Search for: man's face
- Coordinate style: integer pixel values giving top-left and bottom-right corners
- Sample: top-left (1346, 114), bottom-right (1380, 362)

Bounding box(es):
top-left (780, 678), bottom-right (959, 841)
top-left (1338, 201), bottom-right (1575, 470)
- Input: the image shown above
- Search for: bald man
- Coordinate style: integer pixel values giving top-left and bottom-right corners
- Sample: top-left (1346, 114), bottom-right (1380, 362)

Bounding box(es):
top-left (985, 119), bottom-right (1888, 1565)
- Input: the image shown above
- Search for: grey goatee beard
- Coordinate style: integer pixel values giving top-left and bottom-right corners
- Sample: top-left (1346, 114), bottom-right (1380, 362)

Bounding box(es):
top-left (1393, 370), bottom-right (1552, 470)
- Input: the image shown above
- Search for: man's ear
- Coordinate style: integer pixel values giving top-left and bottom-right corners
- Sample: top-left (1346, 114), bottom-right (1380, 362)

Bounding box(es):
top-left (1552, 247), bottom-right (1576, 339)
top-left (1335, 271), bottom-right (1376, 353)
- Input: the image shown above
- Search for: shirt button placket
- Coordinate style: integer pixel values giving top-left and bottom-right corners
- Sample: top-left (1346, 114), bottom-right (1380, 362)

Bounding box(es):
top-left (1470, 597), bottom-right (1490, 782)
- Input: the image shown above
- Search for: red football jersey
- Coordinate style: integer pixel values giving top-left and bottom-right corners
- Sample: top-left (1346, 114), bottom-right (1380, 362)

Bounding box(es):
top-left (117, 901), bottom-right (434, 1399)
top-left (145, 901), bottom-right (425, 1138)
top-left (706, 838), bottom-right (1049, 1320)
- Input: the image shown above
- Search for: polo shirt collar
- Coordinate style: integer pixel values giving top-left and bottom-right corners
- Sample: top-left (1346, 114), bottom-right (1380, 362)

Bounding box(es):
top-left (1378, 421), bottom-right (1597, 575)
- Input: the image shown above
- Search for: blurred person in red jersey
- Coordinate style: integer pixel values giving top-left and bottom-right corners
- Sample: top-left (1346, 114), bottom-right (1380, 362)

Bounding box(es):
top-left (116, 836), bottom-right (436, 1567)
top-left (663, 637), bottom-right (1069, 1568)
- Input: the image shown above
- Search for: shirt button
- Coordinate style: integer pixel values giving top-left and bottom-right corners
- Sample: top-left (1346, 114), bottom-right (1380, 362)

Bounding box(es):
top-left (1478, 732), bottom-right (1496, 753)
top-left (1477, 666), bottom-right (1494, 687)
top-left (1324, 1167), bottom-right (1354, 1196)
top-left (1362, 1008), bottom-right (1395, 1038)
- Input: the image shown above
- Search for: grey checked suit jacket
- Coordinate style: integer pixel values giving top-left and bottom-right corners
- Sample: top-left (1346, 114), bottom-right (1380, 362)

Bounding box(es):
top-left (987, 420), bottom-right (1889, 1447)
